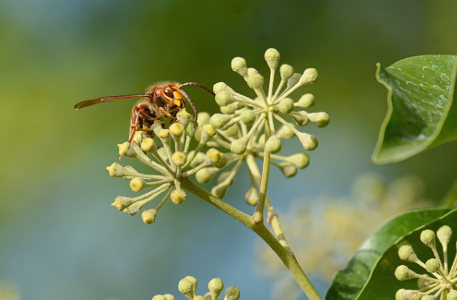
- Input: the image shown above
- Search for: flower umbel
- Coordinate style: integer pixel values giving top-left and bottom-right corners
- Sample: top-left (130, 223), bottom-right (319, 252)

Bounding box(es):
top-left (152, 275), bottom-right (240, 300)
top-left (395, 225), bottom-right (457, 299)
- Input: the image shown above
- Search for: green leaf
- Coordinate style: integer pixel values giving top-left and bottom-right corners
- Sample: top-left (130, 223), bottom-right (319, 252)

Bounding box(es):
top-left (372, 55), bottom-right (457, 164)
top-left (325, 208), bottom-right (451, 300)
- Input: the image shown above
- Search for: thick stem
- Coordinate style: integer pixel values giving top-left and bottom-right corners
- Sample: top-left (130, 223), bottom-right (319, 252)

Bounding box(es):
top-left (181, 178), bottom-right (321, 300)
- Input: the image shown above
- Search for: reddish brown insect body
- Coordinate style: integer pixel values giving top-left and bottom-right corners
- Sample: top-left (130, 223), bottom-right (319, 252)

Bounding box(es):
top-left (74, 82), bottom-right (214, 143)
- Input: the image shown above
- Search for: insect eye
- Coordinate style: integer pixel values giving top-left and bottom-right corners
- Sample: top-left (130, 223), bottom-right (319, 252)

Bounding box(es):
top-left (163, 88), bottom-right (174, 98)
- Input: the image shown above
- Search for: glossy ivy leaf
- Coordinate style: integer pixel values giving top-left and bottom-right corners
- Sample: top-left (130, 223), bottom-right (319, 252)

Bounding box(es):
top-left (325, 208), bottom-right (451, 300)
top-left (372, 55), bottom-right (457, 164)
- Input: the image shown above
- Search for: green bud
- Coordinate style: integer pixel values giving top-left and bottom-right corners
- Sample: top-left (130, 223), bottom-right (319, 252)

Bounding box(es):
top-left (177, 109), bottom-right (191, 127)
top-left (163, 294), bottom-right (175, 300)
top-left (240, 109), bottom-right (256, 124)
top-left (231, 138), bottom-right (247, 154)
top-left (276, 161), bottom-right (297, 178)
top-left (297, 132), bottom-right (318, 150)
top-left (280, 64), bottom-right (294, 82)
top-left (231, 57), bottom-right (248, 77)
top-left (420, 230), bottom-right (435, 247)
top-left (245, 185), bottom-right (259, 206)
top-left (170, 189), bottom-right (186, 205)
top-left (224, 286), bottom-right (240, 300)
top-left (152, 295), bottom-right (166, 300)
top-left (215, 91), bottom-right (231, 106)
top-left (258, 134), bottom-right (265, 148)
top-left (420, 296), bottom-right (434, 300)
top-left (133, 131), bottom-right (144, 144)
top-left (212, 184), bottom-right (228, 199)
top-left (448, 290), bottom-right (457, 300)
top-left (437, 225), bottom-right (452, 249)
top-left (308, 112), bottom-right (330, 128)
top-left (264, 48), bottom-right (280, 70)
top-left (287, 73), bottom-right (301, 89)
top-left (397, 245), bottom-right (417, 262)
top-left (210, 114), bottom-right (231, 129)
top-left (171, 152), bottom-right (186, 167)
top-left (265, 136), bottom-right (282, 153)
top-left (299, 68), bottom-right (318, 84)
top-left (276, 125), bottom-right (295, 139)
top-left (141, 138), bottom-right (155, 152)
top-left (394, 265), bottom-right (417, 281)
top-left (130, 177), bottom-right (144, 192)
top-left (425, 258), bottom-right (440, 273)
top-left (287, 153), bottom-right (309, 168)
top-left (196, 168), bottom-right (219, 184)
top-left (157, 147), bottom-right (169, 162)
top-left (296, 93), bottom-right (315, 108)
top-left (395, 289), bottom-right (422, 300)
top-left (141, 209), bottom-right (157, 224)
top-left (202, 124), bottom-right (217, 137)
top-left (220, 103), bottom-right (237, 114)
top-left (197, 112), bottom-right (211, 125)
top-left (169, 123), bottom-right (185, 136)
top-left (208, 278), bottom-right (224, 298)
top-left (106, 162), bottom-right (126, 177)
top-left (178, 277), bottom-right (196, 299)
top-left (213, 82), bottom-right (228, 94)
top-left (224, 125), bottom-right (239, 138)
top-left (190, 152), bottom-right (207, 168)
top-left (277, 98), bottom-right (294, 114)
top-left (247, 73), bottom-right (264, 89)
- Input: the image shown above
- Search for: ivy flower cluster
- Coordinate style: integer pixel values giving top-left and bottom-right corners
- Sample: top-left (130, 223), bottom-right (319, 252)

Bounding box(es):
top-left (197, 48), bottom-right (329, 204)
top-left (395, 225), bottom-right (457, 300)
top-left (152, 276), bottom-right (240, 300)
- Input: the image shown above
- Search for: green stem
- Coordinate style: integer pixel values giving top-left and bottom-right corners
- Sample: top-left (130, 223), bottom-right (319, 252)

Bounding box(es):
top-left (181, 178), bottom-right (321, 300)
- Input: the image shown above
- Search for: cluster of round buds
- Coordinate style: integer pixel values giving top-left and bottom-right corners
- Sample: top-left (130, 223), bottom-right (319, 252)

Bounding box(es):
top-left (107, 110), bottom-right (233, 224)
top-left (152, 276), bottom-right (240, 300)
top-left (394, 225), bottom-right (457, 300)
top-left (202, 48), bottom-right (328, 204)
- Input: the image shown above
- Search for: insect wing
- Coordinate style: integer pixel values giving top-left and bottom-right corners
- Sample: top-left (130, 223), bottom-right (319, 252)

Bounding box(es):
top-left (74, 94), bottom-right (147, 110)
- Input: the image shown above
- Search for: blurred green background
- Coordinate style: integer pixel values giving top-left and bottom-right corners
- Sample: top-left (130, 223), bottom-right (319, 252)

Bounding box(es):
top-left (1, 0), bottom-right (457, 299)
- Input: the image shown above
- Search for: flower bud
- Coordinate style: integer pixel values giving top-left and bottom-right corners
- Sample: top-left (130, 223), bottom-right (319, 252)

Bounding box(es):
top-left (296, 93), bottom-right (315, 108)
top-left (171, 189), bottom-right (186, 204)
top-left (395, 289), bottom-right (422, 300)
top-left (257, 134), bottom-right (265, 148)
top-left (213, 82), bottom-right (228, 94)
top-left (141, 138), bottom-right (155, 152)
top-left (202, 124), bottom-right (217, 137)
top-left (265, 136), bottom-right (282, 153)
top-left (244, 185), bottom-right (258, 206)
top-left (220, 103), bottom-right (237, 114)
top-left (240, 109), bottom-right (256, 124)
top-left (224, 286), bottom-right (240, 300)
top-left (106, 162), bottom-right (125, 177)
top-left (177, 109), bottom-right (191, 126)
top-left (247, 73), bottom-right (264, 89)
top-left (215, 91), bottom-right (231, 106)
top-left (448, 290), bottom-right (457, 300)
top-left (420, 230), bottom-right (435, 247)
top-left (299, 68), bottom-right (318, 84)
top-left (397, 245), bottom-right (417, 262)
top-left (152, 295), bottom-right (166, 300)
top-left (190, 152), bottom-right (207, 168)
top-left (212, 184), bottom-right (228, 199)
top-left (231, 138), bottom-right (247, 154)
top-left (224, 125), bottom-right (239, 138)
top-left (141, 209), bottom-right (157, 224)
top-left (158, 129), bottom-right (170, 139)
top-left (196, 168), bottom-right (219, 184)
top-left (277, 125), bottom-right (295, 139)
top-left (118, 142), bottom-right (133, 157)
top-left (425, 258), bottom-right (440, 273)
top-left (308, 112), bottom-right (330, 128)
top-left (394, 265), bottom-right (417, 281)
top-left (111, 196), bottom-right (135, 211)
top-left (437, 225), bottom-right (452, 249)
top-left (277, 98), bottom-right (294, 114)
top-left (197, 112), bottom-right (211, 125)
top-left (208, 278), bottom-right (224, 298)
top-left (163, 294), bottom-right (175, 300)
top-left (264, 48), bottom-right (280, 70)
top-left (276, 161), bottom-right (297, 178)
top-left (169, 123), bottom-right (185, 136)
top-left (297, 132), bottom-right (318, 150)
top-left (280, 64), bottom-right (294, 82)
top-left (157, 147), bottom-right (169, 162)
top-left (231, 57), bottom-right (248, 77)
top-left (171, 152), bottom-right (186, 167)
top-left (210, 114), bottom-right (231, 129)
top-left (133, 131), bottom-right (144, 144)
top-left (130, 177), bottom-right (144, 192)
top-left (287, 73), bottom-right (301, 89)
top-left (287, 153), bottom-right (309, 168)
top-left (178, 277), bottom-right (196, 299)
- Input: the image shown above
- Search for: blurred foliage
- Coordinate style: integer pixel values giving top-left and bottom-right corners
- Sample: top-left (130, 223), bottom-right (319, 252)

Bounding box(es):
top-left (1, 1), bottom-right (457, 299)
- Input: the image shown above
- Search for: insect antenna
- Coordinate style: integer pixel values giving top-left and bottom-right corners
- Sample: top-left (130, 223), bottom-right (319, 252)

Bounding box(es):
top-left (177, 88), bottom-right (198, 122)
top-left (179, 82), bottom-right (215, 96)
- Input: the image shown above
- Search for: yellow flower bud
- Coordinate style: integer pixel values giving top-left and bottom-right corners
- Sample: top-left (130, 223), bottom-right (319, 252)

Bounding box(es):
top-left (141, 138), bottom-right (155, 152)
top-left (141, 209), bottom-right (157, 224)
top-left (171, 152), bottom-right (186, 167)
top-left (202, 124), bottom-right (217, 137)
top-left (129, 177), bottom-right (144, 192)
top-left (169, 123), bottom-right (185, 136)
top-left (157, 129), bottom-right (170, 138)
top-left (170, 189), bottom-right (186, 204)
